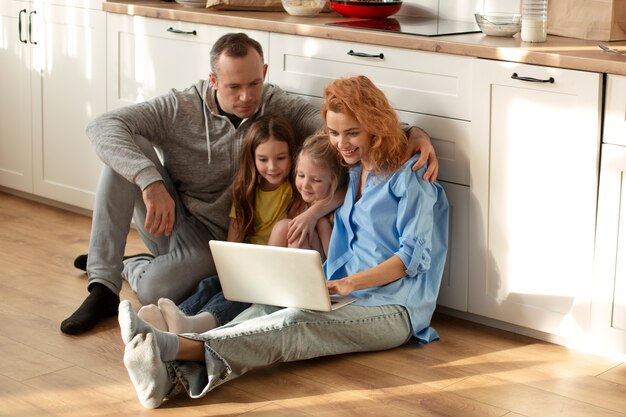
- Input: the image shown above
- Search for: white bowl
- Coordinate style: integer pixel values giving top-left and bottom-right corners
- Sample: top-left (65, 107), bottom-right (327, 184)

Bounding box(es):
top-left (475, 12), bottom-right (521, 37)
top-left (281, 0), bottom-right (326, 16)
top-left (175, 0), bottom-right (206, 7)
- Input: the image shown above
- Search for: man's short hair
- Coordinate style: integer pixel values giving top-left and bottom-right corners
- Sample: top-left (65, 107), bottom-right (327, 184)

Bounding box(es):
top-left (210, 33), bottom-right (264, 76)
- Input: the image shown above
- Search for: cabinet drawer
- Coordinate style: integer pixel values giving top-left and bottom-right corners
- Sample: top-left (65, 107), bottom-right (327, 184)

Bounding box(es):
top-left (107, 14), bottom-right (269, 109)
top-left (398, 110), bottom-right (470, 186)
top-left (288, 94), bottom-right (470, 185)
top-left (268, 33), bottom-right (473, 121)
top-left (603, 75), bottom-right (626, 146)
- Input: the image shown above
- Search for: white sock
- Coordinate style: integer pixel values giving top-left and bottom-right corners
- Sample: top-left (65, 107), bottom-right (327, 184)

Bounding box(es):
top-left (123, 332), bottom-right (173, 409)
top-left (118, 300), bottom-right (179, 362)
top-left (158, 298), bottom-right (218, 334)
top-left (137, 304), bottom-right (168, 331)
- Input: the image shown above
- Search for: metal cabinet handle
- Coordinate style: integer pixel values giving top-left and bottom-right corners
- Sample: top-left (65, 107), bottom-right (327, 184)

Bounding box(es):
top-left (347, 50), bottom-right (384, 59)
top-left (18, 9), bottom-right (27, 43)
top-left (167, 27), bottom-right (197, 35)
top-left (28, 10), bottom-right (37, 45)
top-left (511, 72), bottom-right (554, 83)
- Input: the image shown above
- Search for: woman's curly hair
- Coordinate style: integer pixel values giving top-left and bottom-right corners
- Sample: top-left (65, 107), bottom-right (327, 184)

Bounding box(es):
top-left (321, 75), bottom-right (407, 174)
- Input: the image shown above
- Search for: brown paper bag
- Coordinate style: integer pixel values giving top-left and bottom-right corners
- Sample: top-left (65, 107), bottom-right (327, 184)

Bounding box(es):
top-left (547, 0), bottom-right (626, 41)
top-left (205, 0), bottom-right (284, 11)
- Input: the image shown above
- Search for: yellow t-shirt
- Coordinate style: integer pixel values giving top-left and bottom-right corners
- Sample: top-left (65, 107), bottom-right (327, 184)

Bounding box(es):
top-left (229, 181), bottom-right (293, 245)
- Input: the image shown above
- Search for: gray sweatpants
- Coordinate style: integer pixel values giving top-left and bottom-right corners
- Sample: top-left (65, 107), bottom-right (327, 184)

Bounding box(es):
top-left (86, 136), bottom-right (217, 304)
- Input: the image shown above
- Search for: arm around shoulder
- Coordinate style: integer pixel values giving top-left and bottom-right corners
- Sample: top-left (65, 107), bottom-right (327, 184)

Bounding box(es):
top-left (406, 127), bottom-right (439, 182)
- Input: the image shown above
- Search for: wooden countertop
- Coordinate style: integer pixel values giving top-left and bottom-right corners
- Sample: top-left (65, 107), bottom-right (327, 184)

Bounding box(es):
top-left (104, 0), bottom-right (626, 76)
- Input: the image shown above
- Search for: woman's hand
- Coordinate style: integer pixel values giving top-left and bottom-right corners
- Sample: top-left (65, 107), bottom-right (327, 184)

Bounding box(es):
top-left (327, 278), bottom-right (355, 297)
top-left (407, 127), bottom-right (439, 182)
top-left (329, 256), bottom-right (406, 296)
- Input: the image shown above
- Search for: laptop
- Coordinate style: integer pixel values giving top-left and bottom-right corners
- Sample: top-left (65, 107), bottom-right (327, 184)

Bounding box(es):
top-left (209, 240), bottom-right (356, 311)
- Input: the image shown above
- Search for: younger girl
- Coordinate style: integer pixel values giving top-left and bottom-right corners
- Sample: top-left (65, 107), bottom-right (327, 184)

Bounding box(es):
top-left (268, 132), bottom-right (345, 258)
top-left (138, 114), bottom-right (302, 333)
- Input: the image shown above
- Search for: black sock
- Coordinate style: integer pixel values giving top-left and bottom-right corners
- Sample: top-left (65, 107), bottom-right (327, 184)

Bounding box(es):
top-left (60, 283), bottom-right (120, 335)
top-left (73, 253), bottom-right (154, 272)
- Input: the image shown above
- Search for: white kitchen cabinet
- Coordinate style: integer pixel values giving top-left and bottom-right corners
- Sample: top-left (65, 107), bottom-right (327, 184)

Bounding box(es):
top-left (437, 181), bottom-right (469, 311)
top-left (593, 144), bottom-right (626, 354)
top-left (269, 32), bottom-right (472, 311)
top-left (470, 59), bottom-right (602, 339)
top-left (0, 0), bottom-right (34, 192)
top-left (398, 110), bottom-right (470, 312)
top-left (0, 0), bottom-right (106, 210)
top-left (592, 75), bottom-right (626, 355)
top-left (107, 14), bottom-right (269, 109)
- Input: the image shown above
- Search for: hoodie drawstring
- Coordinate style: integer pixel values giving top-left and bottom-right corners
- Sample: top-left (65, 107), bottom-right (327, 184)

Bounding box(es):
top-left (202, 81), bottom-right (212, 165)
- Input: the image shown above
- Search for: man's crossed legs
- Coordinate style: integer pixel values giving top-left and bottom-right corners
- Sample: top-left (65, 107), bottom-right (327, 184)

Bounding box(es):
top-left (60, 136), bottom-right (218, 335)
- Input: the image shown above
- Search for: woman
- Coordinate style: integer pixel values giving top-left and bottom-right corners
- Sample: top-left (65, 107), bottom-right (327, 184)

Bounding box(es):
top-left (118, 75), bottom-right (449, 409)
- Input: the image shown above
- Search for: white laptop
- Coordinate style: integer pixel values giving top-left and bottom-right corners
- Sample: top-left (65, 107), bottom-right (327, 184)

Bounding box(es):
top-left (209, 240), bottom-right (356, 312)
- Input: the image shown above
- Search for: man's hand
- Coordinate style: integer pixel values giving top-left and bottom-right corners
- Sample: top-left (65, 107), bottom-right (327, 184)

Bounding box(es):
top-left (142, 181), bottom-right (175, 237)
top-left (408, 127), bottom-right (439, 182)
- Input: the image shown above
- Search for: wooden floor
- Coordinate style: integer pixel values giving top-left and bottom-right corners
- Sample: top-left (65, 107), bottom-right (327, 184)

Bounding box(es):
top-left (1, 191), bottom-right (626, 417)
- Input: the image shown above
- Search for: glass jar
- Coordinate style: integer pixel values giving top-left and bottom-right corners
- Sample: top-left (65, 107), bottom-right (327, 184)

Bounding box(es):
top-left (521, 0), bottom-right (548, 42)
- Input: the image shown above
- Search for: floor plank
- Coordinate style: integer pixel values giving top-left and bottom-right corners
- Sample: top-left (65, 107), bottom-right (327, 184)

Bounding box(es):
top-left (445, 375), bottom-right (625, 417)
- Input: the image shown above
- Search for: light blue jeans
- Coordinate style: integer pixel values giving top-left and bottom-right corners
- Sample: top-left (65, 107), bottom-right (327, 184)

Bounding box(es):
top-left (168, 303), bottom-right (412, 399)
top-left (87, 135), bottom-right (217, 304)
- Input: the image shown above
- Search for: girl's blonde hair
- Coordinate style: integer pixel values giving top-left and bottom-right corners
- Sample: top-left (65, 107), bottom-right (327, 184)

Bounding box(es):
top-left (295, 132), bottom-right (346, 206)
top-left (231, 114), bottom-right (301, 239)
top-left (321, 75), bottom-right (408, 174)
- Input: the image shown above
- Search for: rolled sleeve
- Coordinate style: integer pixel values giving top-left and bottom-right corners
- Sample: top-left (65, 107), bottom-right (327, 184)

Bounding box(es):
top-left (392, 162), bottom-right (437, 278)
top-left (402, 237), bottom-right (430, 277)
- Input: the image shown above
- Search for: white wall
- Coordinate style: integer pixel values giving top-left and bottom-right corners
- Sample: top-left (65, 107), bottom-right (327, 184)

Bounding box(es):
top-left (399, 0), bottom-right (520, 21)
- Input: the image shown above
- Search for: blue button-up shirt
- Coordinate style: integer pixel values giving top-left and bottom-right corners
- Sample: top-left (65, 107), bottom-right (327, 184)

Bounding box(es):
top-left (324, 155), bottom-right (449, 343)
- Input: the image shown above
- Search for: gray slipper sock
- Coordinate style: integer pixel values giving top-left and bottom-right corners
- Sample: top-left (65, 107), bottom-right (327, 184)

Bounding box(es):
top-left (118, 300), bottom-right (179, 362)
top-left (123, 332), bottom-right (174, 409)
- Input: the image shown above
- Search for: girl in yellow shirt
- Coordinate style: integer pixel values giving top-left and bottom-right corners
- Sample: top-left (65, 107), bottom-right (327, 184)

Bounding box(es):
top-left (138, 114), bottom-right (303, 333)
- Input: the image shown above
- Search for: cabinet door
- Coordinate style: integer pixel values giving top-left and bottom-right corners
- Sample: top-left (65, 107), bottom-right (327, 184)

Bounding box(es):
top-left (603, 75), bottom-right (626, 147)
top-left (397, 110), bottom-right (470, 311)
top-left (592, 150), bottom-right (626, 353)
top-left (107, 14), bottom-right (269, 109)
top-left (0, 0), bottom-right (33, 192)
top-left (437, 181), bottom-right (469, 311)
top-left (470, 59), bottom-right (602, 338)
top-left (30, 3), bottom-right (106, 210)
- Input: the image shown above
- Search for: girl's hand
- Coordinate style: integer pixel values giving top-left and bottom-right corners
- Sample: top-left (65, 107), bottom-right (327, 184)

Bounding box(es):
top-left (287, 209), bottom-right (317, 247)
top-left (327, 278), bottom-right (354, 297)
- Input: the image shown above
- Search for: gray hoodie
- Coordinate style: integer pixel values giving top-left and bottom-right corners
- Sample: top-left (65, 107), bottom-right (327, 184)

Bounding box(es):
top-left (86, 79), bottom-right (322, 240)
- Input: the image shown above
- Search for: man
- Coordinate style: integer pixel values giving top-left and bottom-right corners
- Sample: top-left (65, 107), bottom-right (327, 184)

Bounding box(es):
top-left (60, 33), bottom-right (438, 335)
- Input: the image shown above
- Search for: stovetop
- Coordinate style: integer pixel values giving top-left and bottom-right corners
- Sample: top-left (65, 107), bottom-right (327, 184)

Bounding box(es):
top-left (326, 16), bottom-right (481, 37)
